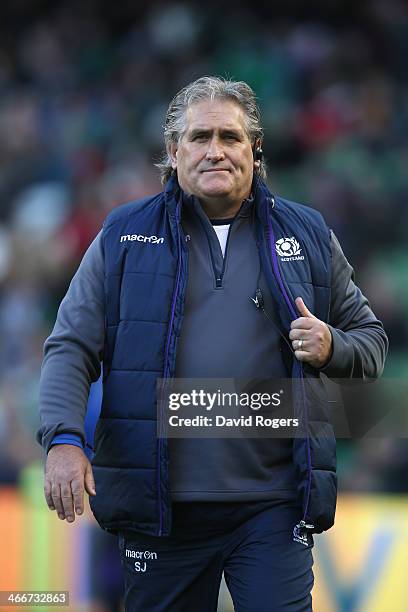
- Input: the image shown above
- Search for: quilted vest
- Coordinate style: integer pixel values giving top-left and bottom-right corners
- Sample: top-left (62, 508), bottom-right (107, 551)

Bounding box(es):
top-left (89, 175), bottom-right (336, 538)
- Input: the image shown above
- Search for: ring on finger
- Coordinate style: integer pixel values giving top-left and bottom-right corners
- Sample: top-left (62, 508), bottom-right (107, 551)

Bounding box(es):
top-left (297, 339), bottom-right (304, 350)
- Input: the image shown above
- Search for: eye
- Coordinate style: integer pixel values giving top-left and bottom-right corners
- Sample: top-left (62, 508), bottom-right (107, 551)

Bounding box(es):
top-left (191, 133), bottom-right (208, 142)
top-left (224, 133), bottom-right (240, 142)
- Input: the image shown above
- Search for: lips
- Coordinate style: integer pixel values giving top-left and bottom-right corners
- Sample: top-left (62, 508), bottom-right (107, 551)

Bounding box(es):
top-left (201, 168), bottom-right (230, 173)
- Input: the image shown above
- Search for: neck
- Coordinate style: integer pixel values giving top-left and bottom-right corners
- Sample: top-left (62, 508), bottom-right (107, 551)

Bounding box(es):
top-left (199, 197), bottom-right (245, 220)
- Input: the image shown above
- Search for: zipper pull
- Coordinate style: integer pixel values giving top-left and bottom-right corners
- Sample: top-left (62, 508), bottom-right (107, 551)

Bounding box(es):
top-left (251, 288), bottom-right (264, 310)
top-left (299, 520), bottom-right (315, 530)
top-left (185, 234), bottom-right (191, 243)
top-left (293, 520), bottom-right (315, 546)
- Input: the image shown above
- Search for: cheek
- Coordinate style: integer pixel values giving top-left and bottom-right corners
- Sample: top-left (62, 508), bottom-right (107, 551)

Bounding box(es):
top-left (238, 159), bottom-right (254, 180)
top-left (235, 151), bottom-right (254, 172)
top-left (179, 153), bottom-right (201, 173)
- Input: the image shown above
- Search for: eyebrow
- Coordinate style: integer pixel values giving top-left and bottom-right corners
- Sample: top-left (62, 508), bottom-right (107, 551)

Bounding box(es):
top-left (188, 127), bottom-right (245, 139)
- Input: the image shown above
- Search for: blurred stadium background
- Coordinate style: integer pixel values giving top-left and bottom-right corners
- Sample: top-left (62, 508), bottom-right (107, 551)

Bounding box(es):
top-left (0, 0), bottom-right (407, 610)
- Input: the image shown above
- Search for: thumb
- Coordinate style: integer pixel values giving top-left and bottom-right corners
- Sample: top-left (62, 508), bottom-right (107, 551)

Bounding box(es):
top-left (295, 297), bottom-right (315, 319)
top-left (84, 463), bottom-right (96, 496)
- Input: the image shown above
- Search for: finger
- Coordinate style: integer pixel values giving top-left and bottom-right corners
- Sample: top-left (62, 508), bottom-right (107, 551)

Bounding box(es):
top-left (71, 479), bottom-right (85, 516)
top-left (289, 328), bottom-right (310, 341)
top-left (295, 297), bottom-right (315, 319)
top-left (51, 483), bottom-right (65, 520)
top-left (290, 317), bottom-right (315, 330)
top-left (294, 349), bottom-right (310, 362)
top-left (44, 480), bottom-right (55, 511)
top-left (292, 338), bottom-right (308, 352)
top-left (61, 484), bottom-right (75, 523)
top-left (84, 464), bottom-right (96, 497)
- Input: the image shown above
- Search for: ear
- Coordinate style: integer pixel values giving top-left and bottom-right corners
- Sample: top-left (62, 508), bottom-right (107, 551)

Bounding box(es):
top-left (253, 138), bottom-right (262, 168)
top-left (169, 143), bottom-right (178, 170)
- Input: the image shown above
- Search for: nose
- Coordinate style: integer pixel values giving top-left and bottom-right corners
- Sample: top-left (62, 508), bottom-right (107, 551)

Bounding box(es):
top-left (205, 137), bottom-right (225, 162)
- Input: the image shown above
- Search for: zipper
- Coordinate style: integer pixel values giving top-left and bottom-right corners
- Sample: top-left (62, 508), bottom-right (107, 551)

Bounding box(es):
top-left (214, 222), bottom-right (233, 288)
top-left (265, 197), bottom-right (313, 529)
top-left (251, 288), bottom-right (295, 356)
top-left (198, 214), bottom-right (234, 289)
top-left (157, 202), bottom-right (183, 536)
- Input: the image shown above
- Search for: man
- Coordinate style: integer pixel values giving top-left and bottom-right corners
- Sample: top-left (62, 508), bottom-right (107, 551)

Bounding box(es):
top-left (37, 76), bottom-right (388, 611)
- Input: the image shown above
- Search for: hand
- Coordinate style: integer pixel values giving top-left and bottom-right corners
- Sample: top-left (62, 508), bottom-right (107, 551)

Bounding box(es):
top-left (289, 297), bottom-right (333, 368)
top-left (44, 444), bottom-right (96, 523)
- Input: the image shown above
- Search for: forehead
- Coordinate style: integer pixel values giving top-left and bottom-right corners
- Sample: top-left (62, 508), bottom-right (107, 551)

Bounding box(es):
top-left (184, 98), bottom-right (248, 134)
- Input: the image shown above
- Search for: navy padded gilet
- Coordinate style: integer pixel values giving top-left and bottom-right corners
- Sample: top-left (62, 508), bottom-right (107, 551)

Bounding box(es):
top-left (89, 175), bottom-right (335, 537)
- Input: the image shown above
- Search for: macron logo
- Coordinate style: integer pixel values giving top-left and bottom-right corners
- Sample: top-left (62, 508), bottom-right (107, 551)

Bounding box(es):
top-left (120, 234), bottom-right (164, 245)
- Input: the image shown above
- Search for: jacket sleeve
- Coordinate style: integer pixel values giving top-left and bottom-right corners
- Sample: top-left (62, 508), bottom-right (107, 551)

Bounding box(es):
top-left (320, 230), bottom-right (388, 380)
top-left (36, 230), bottom-right (105, 453)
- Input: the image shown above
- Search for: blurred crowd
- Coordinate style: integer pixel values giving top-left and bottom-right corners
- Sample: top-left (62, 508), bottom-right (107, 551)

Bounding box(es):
top-left (0, 0), bottom-right (407, 499)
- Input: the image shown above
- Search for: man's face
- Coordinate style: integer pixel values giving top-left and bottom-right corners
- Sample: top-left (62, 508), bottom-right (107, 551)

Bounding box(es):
top-left (169, 99), bottom-right (256, 208)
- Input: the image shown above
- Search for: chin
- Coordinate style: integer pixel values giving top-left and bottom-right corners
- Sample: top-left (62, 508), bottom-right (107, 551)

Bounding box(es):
top-left (199, 180), bottom-right (232, 198)
top-left (200, 188), bottom-right (232, 199)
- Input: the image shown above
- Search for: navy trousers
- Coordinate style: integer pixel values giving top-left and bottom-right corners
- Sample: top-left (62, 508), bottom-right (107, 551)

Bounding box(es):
top-left (118, 500), bottom-right (314, 612)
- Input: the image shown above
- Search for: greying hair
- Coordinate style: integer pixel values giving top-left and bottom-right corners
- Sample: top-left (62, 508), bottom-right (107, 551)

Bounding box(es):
top-left (156, 76), bottom-right (266, 184)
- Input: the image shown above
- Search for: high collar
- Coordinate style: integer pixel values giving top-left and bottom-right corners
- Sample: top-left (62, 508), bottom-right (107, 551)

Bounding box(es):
top-left (163, 173), bottom-right (275, 220)
top-left (163, 174), bottom-right (183, 218)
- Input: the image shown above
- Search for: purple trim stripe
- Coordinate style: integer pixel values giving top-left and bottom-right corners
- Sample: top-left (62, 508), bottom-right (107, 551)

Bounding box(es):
top-left (300, 372), bottom-right (312, 522)
top-left (266, 199), bottom-right (312, 524)
top-left (266, 207), bottom-right (298, 320)
top-left (164, 204), bottom-right (183, 375)
top-left (157, 202), bottom-right (183, 535)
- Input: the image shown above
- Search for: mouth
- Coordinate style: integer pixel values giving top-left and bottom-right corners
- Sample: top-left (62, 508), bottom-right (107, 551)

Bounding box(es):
top-left (201, 169), bottom-right (230, 173)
